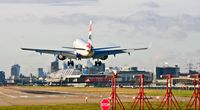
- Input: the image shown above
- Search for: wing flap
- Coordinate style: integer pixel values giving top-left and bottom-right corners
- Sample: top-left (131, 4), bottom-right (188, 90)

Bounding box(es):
top-left (93, 46), bottom-right (121, 50)
top-left (21, 48), bottom-right (75, 58)
top-left (62, 47), bottom-right (86, 50)
top-left (93, 47), bottom-right (148, 59)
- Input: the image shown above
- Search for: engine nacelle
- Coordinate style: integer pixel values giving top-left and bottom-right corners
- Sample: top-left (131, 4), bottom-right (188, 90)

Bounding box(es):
top-left (100, 56), bottom-right (108, 60)
top-left (57, 55), bottom-right (66, 60)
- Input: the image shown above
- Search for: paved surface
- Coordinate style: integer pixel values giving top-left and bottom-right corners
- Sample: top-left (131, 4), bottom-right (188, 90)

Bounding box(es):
top-left (0, 87), bottom-right (190, 106)
top-left (0, 86), bottom-right (104, 106)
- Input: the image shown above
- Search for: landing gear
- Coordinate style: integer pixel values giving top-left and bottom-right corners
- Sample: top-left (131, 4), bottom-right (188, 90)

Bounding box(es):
top-left (67, 60), bottom-right (74, 66)
top-left (95, 60), bottom-right (102, 66)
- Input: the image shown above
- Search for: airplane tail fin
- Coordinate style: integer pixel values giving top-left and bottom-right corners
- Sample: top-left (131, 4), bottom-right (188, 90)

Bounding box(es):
top-left (88, 20), bottom-right (92, 40)
top-left (86, 20), bottom-right (92, 50)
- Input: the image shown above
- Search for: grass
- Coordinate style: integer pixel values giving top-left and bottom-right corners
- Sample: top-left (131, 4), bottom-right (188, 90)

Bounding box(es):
top-left (0, 86), bottom-right (193, 110)
top-left (0, 104), bottom-right (99, 110)
top-left (0, 102), bottom-right (189, 110)
top-left (22, 86), bottom-right (193, 97)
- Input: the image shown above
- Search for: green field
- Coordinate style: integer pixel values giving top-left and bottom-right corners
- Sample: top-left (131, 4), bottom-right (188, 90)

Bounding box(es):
top-left (0, 102), bottom-right (188, 110)
top-left (23, 86), bottom-right (193, 97)
top-left (0, 86), bottom-right (194, 110)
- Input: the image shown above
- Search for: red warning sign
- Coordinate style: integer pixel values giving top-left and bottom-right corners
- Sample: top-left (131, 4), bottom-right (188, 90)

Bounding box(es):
top-left (100, 98), bottom-right (110, 110)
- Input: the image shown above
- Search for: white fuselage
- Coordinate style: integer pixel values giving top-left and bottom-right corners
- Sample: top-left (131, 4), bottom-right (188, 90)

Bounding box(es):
top-left (73, 39), bottom-right (93, 58)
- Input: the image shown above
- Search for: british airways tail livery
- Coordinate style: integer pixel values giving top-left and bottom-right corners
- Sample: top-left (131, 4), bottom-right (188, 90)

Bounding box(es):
top-left (21, 20), bottom-right (148, 66)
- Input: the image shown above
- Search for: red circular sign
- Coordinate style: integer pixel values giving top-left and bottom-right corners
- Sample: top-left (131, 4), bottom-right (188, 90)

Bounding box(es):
top-left (100, 98), bottom-right (110, 110)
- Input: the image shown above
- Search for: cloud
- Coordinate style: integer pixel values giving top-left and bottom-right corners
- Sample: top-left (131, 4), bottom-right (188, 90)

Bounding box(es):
top-left (42, 11), bottom-right (200, 31)
top-left (41, 13), bottom-right (121, 26)
top-left (125, 11), bottom-right (200, 40)
top-left (42, 13), bottom-right (95, 25)
top-left (40, 11), bottom-right (200, 41)
top-left (125, 11), bottom-right (200, 31)
top-left (196, 49), bottom-right (200, 55)
top-left (139, 1), bottom-right (159, 8)
top-left (0, 0), bottom-right (97, 5)
top-left (3, 10), bottom-right (199, 41)
top-left (4, 13), bottom-right (39, 23)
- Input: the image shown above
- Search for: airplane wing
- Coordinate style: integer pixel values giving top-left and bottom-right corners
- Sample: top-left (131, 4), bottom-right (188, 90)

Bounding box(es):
top-left (62, 46), bottom-right (120, 50)
top-left (21, 48), bottom-right (76, 59)
top-left (93, 47), bottom-right (148, 59)
top-left (93, 46), bottom-right (121, 50)
top-left (62, 47), bottom-right (85, 50)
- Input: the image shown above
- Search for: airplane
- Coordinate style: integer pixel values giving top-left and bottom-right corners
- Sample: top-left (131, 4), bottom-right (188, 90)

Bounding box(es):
top-left (21, 21), bottom-right (149, 66)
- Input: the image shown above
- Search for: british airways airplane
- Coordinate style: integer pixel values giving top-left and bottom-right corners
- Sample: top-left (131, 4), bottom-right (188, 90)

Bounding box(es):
top-left (21, 21), bottom-right (148, 66)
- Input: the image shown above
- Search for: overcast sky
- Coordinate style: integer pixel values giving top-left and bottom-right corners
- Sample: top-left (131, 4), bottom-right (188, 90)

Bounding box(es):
top-left (0, 0), bottom-right (200, 77)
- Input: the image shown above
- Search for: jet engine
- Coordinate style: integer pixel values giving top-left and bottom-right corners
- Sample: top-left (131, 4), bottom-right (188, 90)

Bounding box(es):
top-left (100, 56), bottom-right (108, 60)
top-left (57, 55), bottom-right (66, 60)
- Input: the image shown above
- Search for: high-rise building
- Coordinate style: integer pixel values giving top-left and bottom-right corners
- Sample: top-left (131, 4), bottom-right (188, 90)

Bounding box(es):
top-left (11, 64), bottom-right (20, 78)
top-left (0, 70), bottom-right (5, 84)
top-left (38, 68), bottom-right (46, 78)
top-left (156, 65), bottom-right (180, 79)
top-left (98, 63), bottom-right (105, 73)
top-left (86, 63), bottom-right (106, 74)
top-left (51, 59), bottom-right (59, 73)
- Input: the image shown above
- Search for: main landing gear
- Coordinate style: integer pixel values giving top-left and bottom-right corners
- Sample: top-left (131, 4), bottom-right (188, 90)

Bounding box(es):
top-left (67, 60), bottom-right (102, 66)
top-left (67, 60), bottom-right (74, 66)
top-left (95, 60), bottom-right (102, 66)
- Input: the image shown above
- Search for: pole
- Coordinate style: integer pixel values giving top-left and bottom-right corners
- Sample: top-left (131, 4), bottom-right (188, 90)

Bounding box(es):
top-left (186, 74), bottom-right (200, 110)
top-left (166, 77), bottom-right (169, 109)
top-left (110, 72), bottom-right (125, 110)
top-left (170, 75), bottom-right (172, 110)
top-left (142, 75), bottom-right (144, 110)
top-left (130, 74), bottom-right (153, 110)
top-left (198, 75), bottom-right (200, 110)
top-left (158, 74), bottom-right (180, 110)
top-left (194, 77), bottom-right (197, 110)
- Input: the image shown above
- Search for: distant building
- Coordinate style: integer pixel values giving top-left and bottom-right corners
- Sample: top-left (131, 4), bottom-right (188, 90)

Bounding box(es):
top-left (46, 69), bottom-right (111, 87)
top-left (51, 59), bottom-right (59, 73)
top-left (84, 61), bottom-right (106, 74)
top-left (75, 64), bottom-right (83, 71)
top-left (98, 63), bottom-right (106, 73)
top-left (87, 60), bottom-right (93, 68)
top-left (63, 62), bottom-right (68, 69)
top-left (7, 75), bottom-right (15, 84)
top-left (117, 68), bottom-right (153, 85)
top-left (0, 70), bottom-right (6, 84)
top-left (38, 68), bottom-right (46, 78)
top-left (11, 64), bottom-right (20, 78)
top-left (189, 70), bottom-right (198, 74)
top-left (85, 63), bottom-right (106, 74)
top-left (82, 67), bottom-right (89, 75)
top-left (128, 67), bottom-right (138, 71)
top-left (156, 65), bottom-right (180, 79)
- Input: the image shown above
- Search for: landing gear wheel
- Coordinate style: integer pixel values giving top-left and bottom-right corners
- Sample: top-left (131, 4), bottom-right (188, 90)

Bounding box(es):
top-left (95, 61), bottom-right (102, 66)
top-left (68, 61), bottom-right (74, 66)
top-left (71, 61), bottom-right (74, 66)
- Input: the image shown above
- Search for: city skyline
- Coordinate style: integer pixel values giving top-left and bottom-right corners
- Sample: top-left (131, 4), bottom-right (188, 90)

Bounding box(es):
top-left (0, 0), bottom-right (200, 76)
top-left (1, 59), bottom-right (199, 78)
